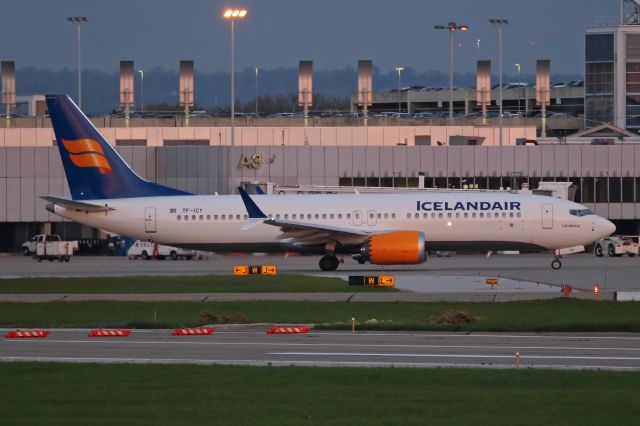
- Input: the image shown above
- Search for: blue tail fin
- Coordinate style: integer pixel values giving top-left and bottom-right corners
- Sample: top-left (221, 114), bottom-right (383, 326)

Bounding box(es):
top-left (45, 94), bottom-right (191, 200)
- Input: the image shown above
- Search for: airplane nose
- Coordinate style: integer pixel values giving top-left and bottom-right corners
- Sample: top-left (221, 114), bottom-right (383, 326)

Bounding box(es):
top-left (600, 218), bottom-right (616, 237)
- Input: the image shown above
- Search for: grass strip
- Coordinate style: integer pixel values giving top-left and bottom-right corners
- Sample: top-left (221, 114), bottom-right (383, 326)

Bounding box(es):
top-left (0, 274), bottom-right (396, 293)
top-left (1, 299), bottom-right (640, 331)
top-left (1, 363), bottom-right (639, 426)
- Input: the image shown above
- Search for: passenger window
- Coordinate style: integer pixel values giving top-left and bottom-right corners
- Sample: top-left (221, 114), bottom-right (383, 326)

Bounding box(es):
top-left (315, 214), bottom-right (319, 219)
top-left (308, 214), bottom-right (312, 219)
top-left (284, 214), bottom-right (289, 219)
top-left (192, 215), bottom-right (196, 221)
top-left (330, 214), bottom-right (334, 219)
top-left (177, 215), bottom-right (181, 221)
top-left (438, 213), bottom-right (443, 218)
top-left (185, 215), bottom-right (189, 221)
top-left (415, 213), bottom-right (420, 219)
top-left (338, 214), bottom-right (342, 219)
top-left (463, 213), bottom-right (468, 218)
top-left (199, 215), bottom-right (204, 221)
top-left (392, 213), bottom-right (396, 219)
top-left (406, 213), bottom-right (411, 219)
top-left (472, 213), bottom-right (476, 218)
top-left (494, 213), bottom-right (499, 218)
top-left (455, 213), bottom-right (460, 218)
top-left (323, 214), bottom-right (327, 219)
top-left (423, 213), bottom-right (428, 219)
top-left (347, 213), bottom-right (351, 219)
top-left (214, 215), bottom-right (218, 220)
top-left (447, 213), bottom-right (452, 218)
top-left (517, 212), bottom-right (522, 218)
top-left (292, 214), bottom-right (297, 219)
top-left (502, 212), bottom-right (506, 218)
top-left (221, 215), bottom-right (225, 220)
top-left (384, 213), bottom-right (388, 219)
top-left (509, 212), bottom-right (514, 218)
top-left (237, 215), bottom-right (241, 220)
top-left (431, 213), bottom-right (436, 219)
top-left (206, 215), bottom-right (211, 220)
top-left (479, 213), bottom-right (484, 218)
top-left (276, 214), bottom-right (281, 219)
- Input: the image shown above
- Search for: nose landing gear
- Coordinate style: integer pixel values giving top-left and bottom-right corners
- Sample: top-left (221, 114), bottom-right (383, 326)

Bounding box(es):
top-left (551, 258), bottom-right (562, 270)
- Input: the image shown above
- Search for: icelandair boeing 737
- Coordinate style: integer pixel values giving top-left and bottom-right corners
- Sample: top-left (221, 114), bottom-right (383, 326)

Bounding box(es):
top-left (43, 95), bottom-right (615, 271)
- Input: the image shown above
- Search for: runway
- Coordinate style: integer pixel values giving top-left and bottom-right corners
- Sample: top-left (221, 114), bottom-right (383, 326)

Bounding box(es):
top-left (3, 328), bottom-right (640, 370)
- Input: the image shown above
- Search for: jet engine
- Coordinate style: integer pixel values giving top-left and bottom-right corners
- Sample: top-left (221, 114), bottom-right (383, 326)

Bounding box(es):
top-left (360, 231), bottom-right (426, 265)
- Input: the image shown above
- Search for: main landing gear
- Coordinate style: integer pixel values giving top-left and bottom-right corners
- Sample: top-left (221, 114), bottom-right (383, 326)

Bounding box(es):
top-left (551, 258), bottom-right (562, 270)
top-left (319, 255), bottom-right (341, 271)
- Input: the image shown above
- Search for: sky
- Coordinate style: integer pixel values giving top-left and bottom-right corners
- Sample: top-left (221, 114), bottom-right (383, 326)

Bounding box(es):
top-left (0, 0), bottom-right (622, 75)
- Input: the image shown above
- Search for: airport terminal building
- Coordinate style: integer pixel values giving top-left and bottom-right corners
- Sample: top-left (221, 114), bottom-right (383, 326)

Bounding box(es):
top-left (1, 120), bottom-right (640, 251)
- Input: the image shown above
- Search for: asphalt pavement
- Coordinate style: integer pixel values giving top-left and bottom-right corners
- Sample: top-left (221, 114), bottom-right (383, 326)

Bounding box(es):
top-left (2, 328), bottom-right (640, 370)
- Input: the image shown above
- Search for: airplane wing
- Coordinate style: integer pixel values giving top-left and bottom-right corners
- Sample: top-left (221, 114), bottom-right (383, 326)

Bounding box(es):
top-left (238, 187), bottom-right (378, 245)
top-left (41, 196), bottom-right (115, 213)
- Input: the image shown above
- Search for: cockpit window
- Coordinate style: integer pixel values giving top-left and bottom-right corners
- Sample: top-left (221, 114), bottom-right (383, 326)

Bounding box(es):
top-left (569, 209), bottom-right (593, 217)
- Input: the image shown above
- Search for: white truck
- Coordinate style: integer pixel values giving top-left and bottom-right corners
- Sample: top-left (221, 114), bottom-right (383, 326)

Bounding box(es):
top-left (127, 240), bottom-right (196, 260)
top-left (33, 234), bottom-right (77, 262)
top-left (594, 236), bottom-right (639, 257)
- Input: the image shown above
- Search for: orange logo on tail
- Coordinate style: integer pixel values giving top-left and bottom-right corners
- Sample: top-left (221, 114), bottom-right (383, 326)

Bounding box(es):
top-left (62, 139), bottom-right (112, 174)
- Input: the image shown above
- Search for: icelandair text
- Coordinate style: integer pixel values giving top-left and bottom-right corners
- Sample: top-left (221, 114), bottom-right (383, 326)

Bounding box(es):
top-left (417, 201), bottom-right (521, 212)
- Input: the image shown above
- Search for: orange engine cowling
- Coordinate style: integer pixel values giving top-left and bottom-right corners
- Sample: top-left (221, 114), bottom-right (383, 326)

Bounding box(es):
top-left (361, 231), bottom-right (426, 265)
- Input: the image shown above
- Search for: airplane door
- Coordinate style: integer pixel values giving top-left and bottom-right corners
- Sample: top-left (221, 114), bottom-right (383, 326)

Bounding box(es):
top-left (145, 207), bottom-right (156, 233)
top-left (542, 203), bottom-right (553, 229)
top-left (367, 210), bottom-right (377, 226)
top-left (353, 210), bottom-right (363, 226)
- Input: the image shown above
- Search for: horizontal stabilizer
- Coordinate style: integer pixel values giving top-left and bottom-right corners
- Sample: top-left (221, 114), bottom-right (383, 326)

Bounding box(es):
top-left (41, 196), bottom-right (114, 212)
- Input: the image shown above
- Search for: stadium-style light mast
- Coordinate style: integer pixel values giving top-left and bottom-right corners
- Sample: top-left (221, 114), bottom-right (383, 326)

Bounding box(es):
top-left (223, 8), bottom-right (247, 194)
top-left (434, 21), bottom-right (469, 120)
top-left (66, 16), bottom-right (88, 109)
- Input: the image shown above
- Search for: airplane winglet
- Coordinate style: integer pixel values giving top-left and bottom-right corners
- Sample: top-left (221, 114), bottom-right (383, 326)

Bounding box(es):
top-left (238, 187), bottom-right (267, 219)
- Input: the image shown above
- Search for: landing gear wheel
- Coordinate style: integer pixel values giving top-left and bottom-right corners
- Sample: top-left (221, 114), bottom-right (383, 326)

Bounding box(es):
top-left (608, 245), bottom-right (616, 257)
top-left (170, 251), bottom-right (178, 260)
top-left (23, 247), bottom-right (30, 256)
top-left (141, 251), bottom-right (149, 260)
top-left (357, 258), bottom-right (366, 265)
top-left (594, 244), bottom-right (603, 257)
top-left (551, 259), bottom-right (562, 270)
top-left (319, 255), bottom-right (340, 271)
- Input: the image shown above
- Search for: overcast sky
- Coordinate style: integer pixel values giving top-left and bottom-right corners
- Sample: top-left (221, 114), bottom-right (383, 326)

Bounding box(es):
top-left (0, 0), bottom-right (622, 75)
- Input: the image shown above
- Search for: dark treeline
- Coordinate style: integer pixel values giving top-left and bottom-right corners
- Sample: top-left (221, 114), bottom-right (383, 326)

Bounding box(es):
top-left (144, 93), bottom-right (350, 116)
top-left (15, 66), bottom-right (582, 115)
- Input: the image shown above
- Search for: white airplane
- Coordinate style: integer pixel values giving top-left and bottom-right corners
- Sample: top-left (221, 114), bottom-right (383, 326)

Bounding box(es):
top-left (43, 95), bottom-right (615, 271)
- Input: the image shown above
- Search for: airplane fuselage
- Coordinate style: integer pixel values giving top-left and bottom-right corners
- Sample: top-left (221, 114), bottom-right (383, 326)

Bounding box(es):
top-left (48, 191), bottom-right (612, 255)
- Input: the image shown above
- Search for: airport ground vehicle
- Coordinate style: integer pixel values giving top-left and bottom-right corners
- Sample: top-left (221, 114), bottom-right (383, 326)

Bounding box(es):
top-left (23, 234), bottom-right (78, 257)
top-left (42, 95), bottom-right (616, 271)
top-left (127, 240), bottom-right (195, 260)
top-left (594, 236), bottom-right (639, 257)
top-left (33, 234), bottom-right (77, 262)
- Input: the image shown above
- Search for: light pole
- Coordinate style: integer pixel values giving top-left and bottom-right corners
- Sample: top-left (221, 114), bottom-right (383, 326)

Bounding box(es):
top-left (66, 16), bottom-right (88, 110)
top-left (434, 22), bottom-right (469, 120)
top-left (515, 63), bottom-right (521, 113)
top-left (255, 66), bottom-right (259, 116)
top-left (476, 39), bottom-right (481, 59)
top-left (223, 8), bottom-right (247, 194)
top-left (395, 67), bottom-right (404, 113)
top-left (138, 70), bottom-right (144, 112)
top-left (490, 18), bottom-right (509, 146)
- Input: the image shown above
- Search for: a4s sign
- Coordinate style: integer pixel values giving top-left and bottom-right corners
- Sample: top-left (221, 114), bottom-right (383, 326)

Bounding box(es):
top-left (238, 153), bottom-right (263, 169)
